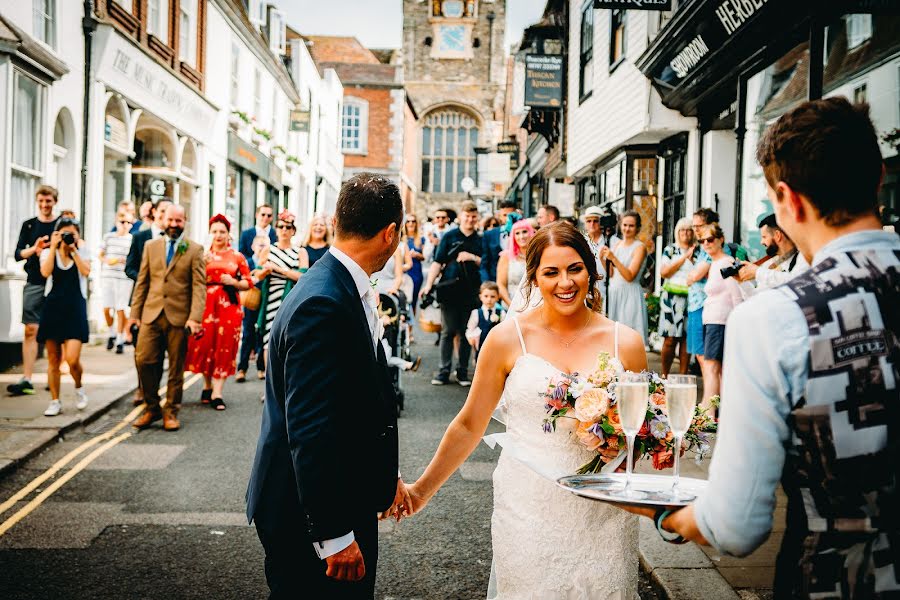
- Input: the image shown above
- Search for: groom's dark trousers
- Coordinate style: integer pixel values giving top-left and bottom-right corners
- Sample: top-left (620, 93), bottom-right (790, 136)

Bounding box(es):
top-left (246, 251), bottom-right (399, 599)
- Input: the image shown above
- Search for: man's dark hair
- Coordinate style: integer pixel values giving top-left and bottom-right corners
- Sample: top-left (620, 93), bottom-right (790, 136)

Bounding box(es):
top-left (499, 200), bottom-right (516, 210)
top-left (757, 97), bottom-right (883, 226)
top-left (335, 173), bottom-right (403, 240)
top-left (541, 204), bottom-right (560, 220)
top-left (256, 204), bottom-right (273, 215)
top-left (694, 207), bottom-right (719, 224)
top-left (759, 213), bottom-right (780, 232)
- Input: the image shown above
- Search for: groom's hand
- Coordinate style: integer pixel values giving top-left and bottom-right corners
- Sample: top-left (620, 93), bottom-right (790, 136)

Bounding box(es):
top-left (324, 540), bottom-right (365, 582)
top-left (380, 478), bottom-right (413, 522)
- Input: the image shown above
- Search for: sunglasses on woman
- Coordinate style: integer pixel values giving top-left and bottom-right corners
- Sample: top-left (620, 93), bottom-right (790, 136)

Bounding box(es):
top-left (698, 236), bottom-right (718, 245)
top-left (276, 224), bottom-right (295, 230)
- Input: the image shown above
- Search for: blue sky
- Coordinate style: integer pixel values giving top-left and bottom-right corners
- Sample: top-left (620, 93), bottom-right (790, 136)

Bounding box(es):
top-left (269, 0), bottom-right (547, 50)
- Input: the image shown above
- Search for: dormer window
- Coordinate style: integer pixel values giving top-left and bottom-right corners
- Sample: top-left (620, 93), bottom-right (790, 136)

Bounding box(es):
top-left (267, 7), bottom-right (286, 55)
top-left (248, 0), bottom-right (266, 30)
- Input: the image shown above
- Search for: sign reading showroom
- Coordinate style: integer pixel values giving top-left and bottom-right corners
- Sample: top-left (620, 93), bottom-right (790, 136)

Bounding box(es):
top-left (524, 55), bottom-right (564, 108)
top-left (593, 0), bottom-right (672, 9)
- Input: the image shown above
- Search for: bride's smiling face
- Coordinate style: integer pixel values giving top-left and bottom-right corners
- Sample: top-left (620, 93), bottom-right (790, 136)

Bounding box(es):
top-left (535, 244), bottom-right (590, 315)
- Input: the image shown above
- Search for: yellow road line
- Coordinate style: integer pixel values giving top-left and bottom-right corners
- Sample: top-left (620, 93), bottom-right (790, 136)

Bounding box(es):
top-left (0, 372), bottom-right (202, 518)
top-left (0, 432), bottom-right (132, 536)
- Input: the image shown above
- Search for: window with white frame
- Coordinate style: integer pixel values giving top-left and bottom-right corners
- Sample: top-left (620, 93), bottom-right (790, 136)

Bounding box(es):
top-left (341, 98), bottom-right (368, 154)
top-left (253, 69), bottom-right (262, 120)
top-left (845, 14), bottom-right (873, 50)
top-left (230, 43), bottom-right (240, 107)
top-left (179, 0), bottom-right (197, 65)
top-left (8, 71), bottom-right (46, 262)
top-left (579, 1), bottom-right (594, 101)
top-left (33, 0), bottom-right (56, 49)
top-left (147, 0), bottom-right (169, 42)
top-left (248, 0), bottom-right (266, 29)
top-left (268, 8), bottom-right (286, 55)
top-left (420, 109), bottom-right (478, 194)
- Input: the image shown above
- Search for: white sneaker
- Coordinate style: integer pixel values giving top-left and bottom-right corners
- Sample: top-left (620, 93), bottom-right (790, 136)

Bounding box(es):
top-left (44, 400), bottom-right (62, 417)
top-left (75, 390), bottom-right (88, 411)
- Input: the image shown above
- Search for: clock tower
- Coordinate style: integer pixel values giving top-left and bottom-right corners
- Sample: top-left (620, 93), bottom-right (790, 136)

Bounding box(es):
top-left (402, 0), bottom-right (508, 212)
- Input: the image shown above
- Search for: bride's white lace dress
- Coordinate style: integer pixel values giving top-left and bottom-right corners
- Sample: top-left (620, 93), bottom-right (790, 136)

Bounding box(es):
top-left (486, 317), bottom-right (638, 600)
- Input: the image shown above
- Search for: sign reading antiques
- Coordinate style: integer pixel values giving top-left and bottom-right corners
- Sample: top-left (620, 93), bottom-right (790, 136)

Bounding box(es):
top-left (593, 0), bottom-right (672, 9)
top-left (524, 55), bottom-right (564, 109)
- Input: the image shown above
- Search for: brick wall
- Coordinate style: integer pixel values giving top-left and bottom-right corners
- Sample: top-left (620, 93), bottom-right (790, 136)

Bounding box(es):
top-left (343, 87), bottom-right (393, 170)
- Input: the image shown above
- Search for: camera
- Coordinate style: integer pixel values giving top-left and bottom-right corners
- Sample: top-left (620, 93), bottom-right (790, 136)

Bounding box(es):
top-left (420, 289), bottom-right (436, 310)
top-left (720, 263), bottom-right (742, 279)
top-left (61, 232), bottom-right (76, 246)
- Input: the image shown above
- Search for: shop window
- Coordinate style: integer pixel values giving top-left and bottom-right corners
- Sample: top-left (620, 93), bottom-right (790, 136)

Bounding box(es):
top-left (33, 0), bottom-right (56, 49)
top-left (179, 0), bottom-right (198, 66)
top-left (845, 14), bottom-right (872, 50)
top-left (854, 83), bottom-right (867, 104)
top-left (134, 128), bottom-right (174, 169)
top-left (598, 159), bottom-right (625, 215)
top-left (420, 108), bottom-right (479, 194)
top-left (341, 98), bottom-right (368, 154)
top-left (147, 0), bottom-right (169, 42)
top-left (662, 150), bottom-right (686, 247)
top-left (225, 165), bottom-right (240, 228)
top-left (230, 42), bottom-right (240, 107)
top-left (609, 9), bottom-right (626, 68)
top-left (8, 71), bottom-right (46, 262)
top-left (579, 1), bottom-right (594, 101)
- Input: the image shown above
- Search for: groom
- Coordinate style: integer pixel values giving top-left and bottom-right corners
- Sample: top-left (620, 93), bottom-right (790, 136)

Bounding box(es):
top-left (247, 173), bottom-right (410, 599)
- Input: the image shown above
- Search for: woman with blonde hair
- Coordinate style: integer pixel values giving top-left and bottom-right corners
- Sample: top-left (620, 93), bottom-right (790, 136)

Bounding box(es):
top-left (299, 213), bottom-right (332, 268)
top-left (658, 217), bottom-right (696, 377)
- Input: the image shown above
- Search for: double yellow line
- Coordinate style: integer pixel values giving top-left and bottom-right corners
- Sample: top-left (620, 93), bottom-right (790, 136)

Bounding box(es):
top-left (0, 373), bottom-right (202, 537)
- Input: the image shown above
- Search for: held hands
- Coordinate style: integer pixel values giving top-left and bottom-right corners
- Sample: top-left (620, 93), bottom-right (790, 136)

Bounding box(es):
top-left (185, 319), bottom-right (202, 336)
top-left (324, 540), bottom-right (366, 582)
top-left (379, 478), bottom-right (414, 523)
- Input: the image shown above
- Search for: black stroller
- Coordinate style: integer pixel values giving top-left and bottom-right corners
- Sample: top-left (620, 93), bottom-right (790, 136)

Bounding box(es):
top-left (378, 290), bottom-right (411, 417)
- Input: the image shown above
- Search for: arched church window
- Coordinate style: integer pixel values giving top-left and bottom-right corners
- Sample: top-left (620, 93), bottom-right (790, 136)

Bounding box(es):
top-left (421, 108), bottom-right (479, 194)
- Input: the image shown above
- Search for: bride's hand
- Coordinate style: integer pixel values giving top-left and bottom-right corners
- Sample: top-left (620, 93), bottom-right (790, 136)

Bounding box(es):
top-left (405, 481), bottom-right (431, 516)
top-left (379, 478), bottom-right (414, 522)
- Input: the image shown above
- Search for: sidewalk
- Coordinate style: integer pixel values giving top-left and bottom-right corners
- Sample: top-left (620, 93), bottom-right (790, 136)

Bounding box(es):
top-left (638, 353), bottom-right (779, 600)
top-left (0, 341), bottom-right (139, 478)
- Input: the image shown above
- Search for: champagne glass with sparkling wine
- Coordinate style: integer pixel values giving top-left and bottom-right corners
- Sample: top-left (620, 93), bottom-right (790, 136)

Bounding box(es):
top-left (612, 372), bottom-right (649, 500)
top-left (665, 374), bottom-right (698, 501)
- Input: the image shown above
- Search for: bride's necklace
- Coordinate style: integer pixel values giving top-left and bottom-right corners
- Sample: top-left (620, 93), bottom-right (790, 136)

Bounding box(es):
top-left (541, 309), bottom-right (592, 348)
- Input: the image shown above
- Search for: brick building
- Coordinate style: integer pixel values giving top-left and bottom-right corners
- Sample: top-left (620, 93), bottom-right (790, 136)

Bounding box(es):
top-left (304, 36), bottom-right (418, 212)
top-left (402, 0), bottom-right (508, 216)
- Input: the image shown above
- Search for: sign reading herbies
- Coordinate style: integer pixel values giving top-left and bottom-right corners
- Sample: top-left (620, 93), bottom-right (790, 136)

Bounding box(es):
top-left (290, 110), bottom-right (311, 132)
top-left (593, 0), bottom-right (672, 9)
top-left (524, 55), bottom-right (564, 109)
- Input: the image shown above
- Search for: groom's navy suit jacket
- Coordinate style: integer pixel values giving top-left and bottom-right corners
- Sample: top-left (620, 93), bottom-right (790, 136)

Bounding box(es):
top-left (246, 250), bottom-right (399, 542)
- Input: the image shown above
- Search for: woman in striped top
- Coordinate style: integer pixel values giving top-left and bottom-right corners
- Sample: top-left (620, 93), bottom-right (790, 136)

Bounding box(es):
top-left (255, 212), bottom-right (308, 359)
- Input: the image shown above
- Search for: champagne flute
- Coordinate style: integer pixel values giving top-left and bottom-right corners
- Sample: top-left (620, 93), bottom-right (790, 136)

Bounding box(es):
top-left (665, 374), bottom-right (698, 501)
top-left (613, 372), bottom-right (649, 500)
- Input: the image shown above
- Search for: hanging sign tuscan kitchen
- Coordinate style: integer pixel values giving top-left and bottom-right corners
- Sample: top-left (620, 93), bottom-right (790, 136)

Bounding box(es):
top-left (593, 0), bottom-right (672, 10)
top-left (524, 54), bottom-right (564, 108)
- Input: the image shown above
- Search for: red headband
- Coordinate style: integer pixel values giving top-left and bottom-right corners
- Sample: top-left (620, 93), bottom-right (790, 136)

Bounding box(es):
top-left (209, 213), bottom-right (231, 232)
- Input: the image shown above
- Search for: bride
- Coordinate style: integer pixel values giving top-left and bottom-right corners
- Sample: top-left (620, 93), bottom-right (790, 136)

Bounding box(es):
top-left (406, 221), bottom-right (646, 599)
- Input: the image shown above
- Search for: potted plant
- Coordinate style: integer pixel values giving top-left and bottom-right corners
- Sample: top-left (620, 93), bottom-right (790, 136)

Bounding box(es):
top-left (252, 127), bottom-right (272, 147)
top-left (271, 144), bottom-right (287, 156)
top-left (285, 155), bottom-right (301, 170)
top-left (230, 110), bottom-right (250, 129)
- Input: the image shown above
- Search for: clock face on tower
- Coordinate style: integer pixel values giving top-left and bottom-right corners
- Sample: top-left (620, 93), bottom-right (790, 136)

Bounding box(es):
top-left (441, 0), bottom-right (464, 17)
top-left (438, 25), bottom-right (466, 53)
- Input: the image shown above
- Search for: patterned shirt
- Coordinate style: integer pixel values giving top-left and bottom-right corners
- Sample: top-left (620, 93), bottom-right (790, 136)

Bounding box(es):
top-left (99, 232), bottom-right (133, 280)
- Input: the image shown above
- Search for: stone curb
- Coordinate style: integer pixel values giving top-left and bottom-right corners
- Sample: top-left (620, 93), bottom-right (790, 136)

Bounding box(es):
top-left (0, 383), bottom-right (137, 479)
top-left (638, 518), bottom-right (740, 600)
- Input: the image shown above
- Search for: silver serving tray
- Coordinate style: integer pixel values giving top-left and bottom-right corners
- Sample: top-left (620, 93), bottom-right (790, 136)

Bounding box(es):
top-left (556, 473), bottom-right (708, 508)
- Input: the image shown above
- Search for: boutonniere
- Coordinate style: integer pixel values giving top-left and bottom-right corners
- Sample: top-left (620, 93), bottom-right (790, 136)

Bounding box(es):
top-left (490, 312), bottom-right (500, 323)
top-left (176, 240), bottom-right (189, 256)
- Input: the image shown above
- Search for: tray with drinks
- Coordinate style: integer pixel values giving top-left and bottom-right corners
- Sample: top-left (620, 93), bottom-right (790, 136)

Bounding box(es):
top-left (556, 472), bottom-right (708, 509)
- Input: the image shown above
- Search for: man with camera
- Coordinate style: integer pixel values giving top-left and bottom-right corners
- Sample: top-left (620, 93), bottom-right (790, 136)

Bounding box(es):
top-left (8, 186), bottom-right (60, 397)
top-left (582, 206), bottom-right (620, 314)
top-left (420, 201), bottom-right (483, 387)
top-left (738, 213), bottom-right (808, 291)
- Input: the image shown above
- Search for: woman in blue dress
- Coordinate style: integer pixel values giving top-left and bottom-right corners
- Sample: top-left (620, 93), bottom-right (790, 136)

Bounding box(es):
top-left (403, 214), bottom-right (427, 315)
top-left (601, 210), bottom-right (648, 344)
top-left (300, 214), bottom-right (332, 268)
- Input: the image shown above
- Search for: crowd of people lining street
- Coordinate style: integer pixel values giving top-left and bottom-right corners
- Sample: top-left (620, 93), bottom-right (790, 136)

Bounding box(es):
top-left (3, 128), bottom-right (874, 424)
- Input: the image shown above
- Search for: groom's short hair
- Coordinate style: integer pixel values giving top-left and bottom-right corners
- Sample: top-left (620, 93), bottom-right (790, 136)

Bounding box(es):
top-left (335, 173), bottom-right (403, 240)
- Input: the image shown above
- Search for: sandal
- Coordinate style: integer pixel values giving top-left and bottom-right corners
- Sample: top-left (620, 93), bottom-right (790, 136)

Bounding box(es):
top-left (235, 371), bottom-right (246, 383)
top-left (211, 398), bottom-right (226, 411)
top-left (200, 389), bottom-right (212, 405)
top-left (257, 371), bottom-right (266, 380)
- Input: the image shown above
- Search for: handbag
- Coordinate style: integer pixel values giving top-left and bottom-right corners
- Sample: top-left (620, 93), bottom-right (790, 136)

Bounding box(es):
top-left (240, 286), bottom-right (262, 311)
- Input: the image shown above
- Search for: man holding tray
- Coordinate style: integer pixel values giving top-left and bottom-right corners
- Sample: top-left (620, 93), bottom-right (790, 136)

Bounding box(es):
top-left (612, 97), bottom-right (900, 596)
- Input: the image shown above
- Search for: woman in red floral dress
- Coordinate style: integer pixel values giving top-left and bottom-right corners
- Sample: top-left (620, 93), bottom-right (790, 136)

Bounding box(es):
top-left (185, 214), bottom-right (252, 410)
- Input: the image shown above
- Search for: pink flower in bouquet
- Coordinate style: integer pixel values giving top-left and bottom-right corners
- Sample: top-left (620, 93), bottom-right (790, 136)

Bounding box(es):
top-left (605, 408), bottom-right (623, 434)
top-left (637, 421), bottom-right (650, 439)
top-left (546, 397), bottom-right (567, 411)
top-left (573, 389), bottom-right (610, 423)
top-left (575, 421), bottom-right (603, 452)
top-left (652, 448), bottom-right (675, 470)
top-left (650, 391), bottom-right (666, 407)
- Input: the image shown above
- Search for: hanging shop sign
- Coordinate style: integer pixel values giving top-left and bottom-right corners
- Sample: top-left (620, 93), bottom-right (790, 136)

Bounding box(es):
top-left (290, 110), bottom-right (310, 132)
top-left (594, 0), bottom-right (672, 9)
top-left (497, 142), bottom-right (519, 154)
top-left (524, 54), bottom-right (564, 108)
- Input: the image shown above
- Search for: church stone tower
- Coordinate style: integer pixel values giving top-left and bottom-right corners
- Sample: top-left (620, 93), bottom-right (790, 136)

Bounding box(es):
top-left (402, 0), bottom-right (507, 214)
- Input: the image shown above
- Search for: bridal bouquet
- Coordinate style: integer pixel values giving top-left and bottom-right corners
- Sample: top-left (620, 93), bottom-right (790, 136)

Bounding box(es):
top-left (540, 353), bottom-right (717, 473)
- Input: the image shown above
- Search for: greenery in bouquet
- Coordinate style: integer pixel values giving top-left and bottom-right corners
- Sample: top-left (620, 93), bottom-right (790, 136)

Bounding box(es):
top-left (540, 353), bottom-right (717, 474)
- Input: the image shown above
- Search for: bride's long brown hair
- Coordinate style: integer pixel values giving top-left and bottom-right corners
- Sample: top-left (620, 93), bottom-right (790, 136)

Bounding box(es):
top-left (522, 221), bottom-right (603, 313)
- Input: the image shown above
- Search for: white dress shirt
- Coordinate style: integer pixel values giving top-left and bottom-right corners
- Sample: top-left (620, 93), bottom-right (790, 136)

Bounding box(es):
top-left (755, 250), bottom-right (809, 290)
top-left (255, 224), bottom-right (272, 238)
top-left (150, 224), bottom-right (164, 239)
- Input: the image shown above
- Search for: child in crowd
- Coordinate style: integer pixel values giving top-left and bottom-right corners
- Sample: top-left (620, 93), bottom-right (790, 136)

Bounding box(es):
top-left (466, 281), bottom-right (505, 362)
top-left (378, 309), bottom-right (421, 373)
top-left (249, 234), bottom-right (271, 270)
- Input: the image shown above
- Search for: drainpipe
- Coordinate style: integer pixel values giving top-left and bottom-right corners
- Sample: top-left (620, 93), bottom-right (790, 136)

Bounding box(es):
top-left (487, 11), bottom-right (495, 83)
top-left (732, 77), bottom-right (747, 245)
top-left (80, 0), bottom-right (98, 223)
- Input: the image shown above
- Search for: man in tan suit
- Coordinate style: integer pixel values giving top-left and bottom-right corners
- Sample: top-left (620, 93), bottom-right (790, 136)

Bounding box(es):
top-left (129, 204), bottom-right (205, 431)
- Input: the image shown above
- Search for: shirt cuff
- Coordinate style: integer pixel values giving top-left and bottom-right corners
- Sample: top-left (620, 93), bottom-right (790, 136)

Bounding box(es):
top-left (313, 531), bottom-right (355, 560)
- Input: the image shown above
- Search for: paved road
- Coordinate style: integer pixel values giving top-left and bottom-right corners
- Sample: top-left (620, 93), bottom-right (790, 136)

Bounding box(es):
top-left (0, 329), bottom-right (658, 599)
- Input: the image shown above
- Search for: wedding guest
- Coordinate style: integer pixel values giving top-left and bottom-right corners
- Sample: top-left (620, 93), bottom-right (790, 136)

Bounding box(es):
top-left (481, 200), bottom-right (517, 282)
top-left (427, 208), bottom-right (452, 248)
top-left (403, 214), bottom-right (427, 315)
top-left (536, 204), bottom-right (559, 228)
top-left (8, 185), bottom-right (59, 397)
top-left (737, 213), bottom-right (809, 290)
top-left (99, 208), bottom-right (134, 354)
top-left (256, 211), bottom-right (307, 354)
top-left (300, 214), bottom-right (332, 268)
top-left (615, 96), bottom-right (900, 599)
top-left (497, 219), bottom-right (535, 308)
top-left (238, 204), bottom-right (276, 260)
top-left (236, 234), bottom-right (270, 383)
top-left (136, 201), bottom-right (153, 231)
top-left (185, 215), bottom-right (251, 410)
top-left (697, 223), bottom-right (743, 401)
top-left (465, 281), bottom-right (504, 362)
top-left (37, 218), bottom-right (91, 416)
top-left (601, 210), bottom-right (648, 343)
top-left (237, 204), bottom-right (276, 381)
top-left (372, 239), bottom-right (412, 297)
top-left (658, 218), bottom-right (695, 377)
top-left (130, 204), bottom-right (206, 432)
top-left (582, 206), bottom-right (618, 314)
